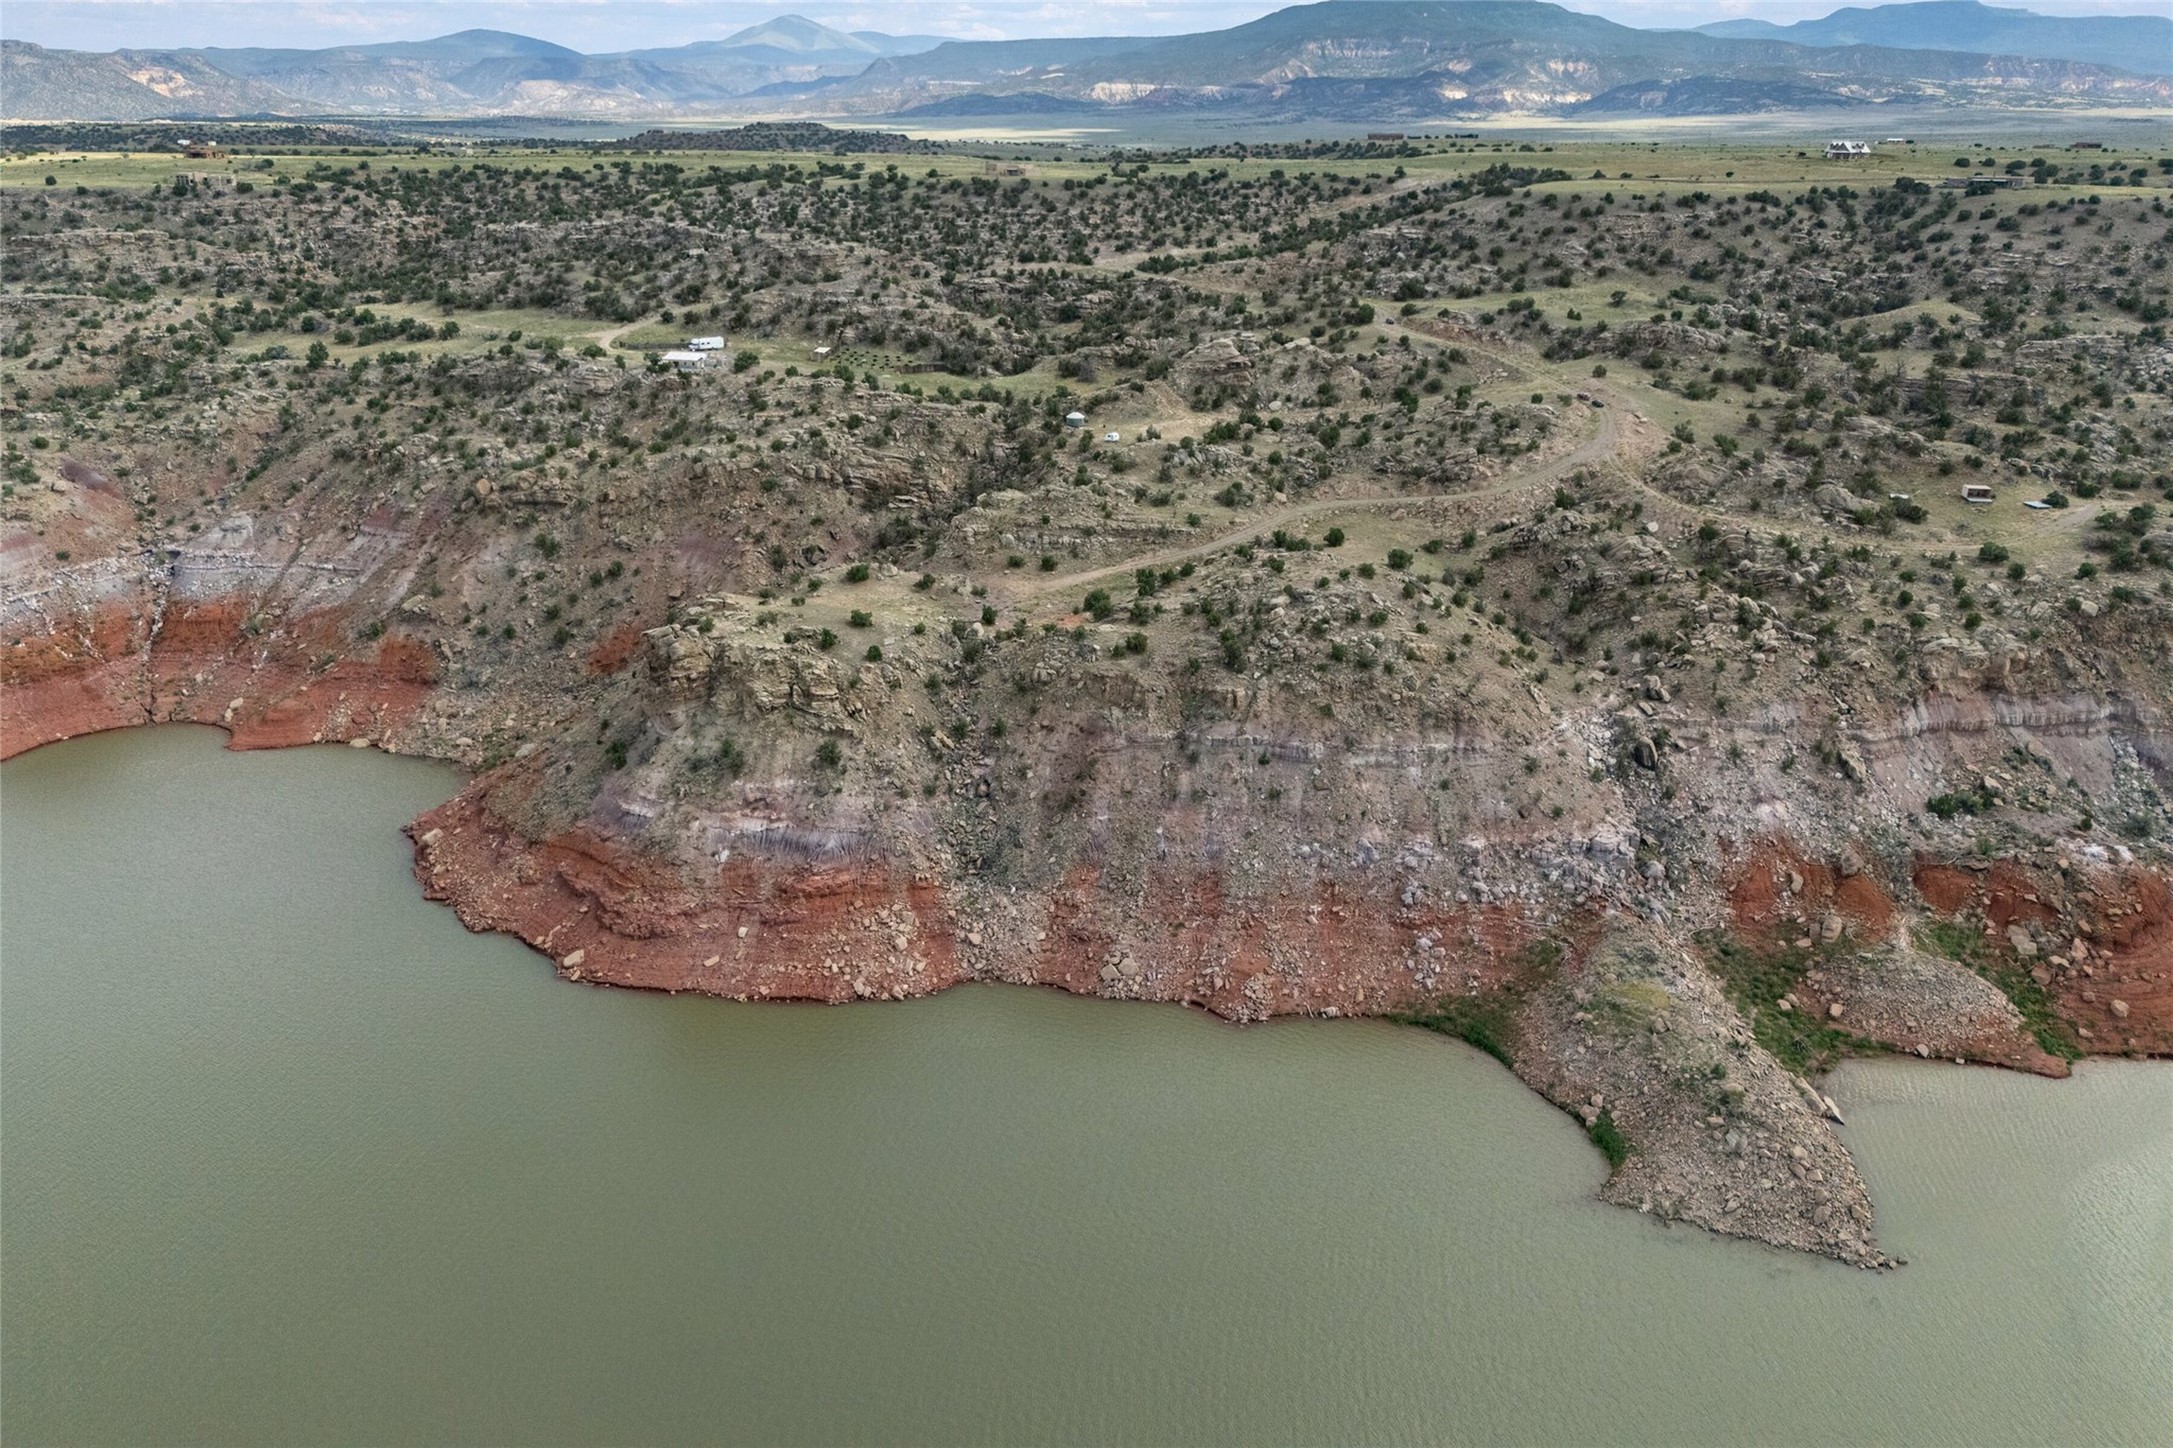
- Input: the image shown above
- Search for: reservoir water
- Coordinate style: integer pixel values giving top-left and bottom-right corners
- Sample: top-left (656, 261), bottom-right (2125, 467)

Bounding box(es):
top-left (4, 726), bottom-right (2169, 1446)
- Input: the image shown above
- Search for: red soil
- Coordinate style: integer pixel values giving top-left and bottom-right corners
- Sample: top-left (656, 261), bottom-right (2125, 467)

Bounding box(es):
top-left (1912, 863), bottom-right (1975, 914)
top-left (585, 621), bottom-right (647, 677)
top-left (2048, 871), bottom-right (2173, 1056)
top-left (1911, 854), bottom-right (2173, 1058)
top-left (1726, 839), bottom-right (1898, 944)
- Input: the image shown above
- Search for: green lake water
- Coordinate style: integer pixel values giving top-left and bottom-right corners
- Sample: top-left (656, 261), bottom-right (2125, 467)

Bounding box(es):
top-left (3, 726), bottom-right (2168, 1446)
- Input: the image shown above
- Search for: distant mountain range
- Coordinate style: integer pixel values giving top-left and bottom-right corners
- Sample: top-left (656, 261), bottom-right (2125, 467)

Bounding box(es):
top-left (3, 1), bottom-right (2167, 122)
top-left (0, 15), bottom-right (942, 120)
top-left (816, 1), bottom-right (2173, 118)
top-left (1696, 2), bottom-right (2173, 76)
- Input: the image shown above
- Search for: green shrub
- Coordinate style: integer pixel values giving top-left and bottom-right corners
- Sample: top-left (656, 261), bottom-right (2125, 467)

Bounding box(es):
top-left (1916, 923), bottom-right (2080, 1060)
top-left (1925, 789), bottom-right (1991, 820)
top-left (1587, 1109), bottom-right (1631, 1170)
top-left (1699, 931), bottom-right (1853, 1074)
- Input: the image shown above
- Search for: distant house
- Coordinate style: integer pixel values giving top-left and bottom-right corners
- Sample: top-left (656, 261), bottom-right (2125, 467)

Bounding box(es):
top-left (660, 350), bottom-right (708, 372)
top-left (181, 140), bottom-right (226, 159)
top-left (686, 335), bottom-right (725, 351)
top-left (1825, 141), bottom-right (1873, 160)
top-left (1367, 132), bottom-right (1406, 142)
top-left (1961, 483), bottom-right (1996, 504)
top-left (2069, 140), bottom-right (2104, 150)
top-left (1064, 410), bottom-right (1087, 429)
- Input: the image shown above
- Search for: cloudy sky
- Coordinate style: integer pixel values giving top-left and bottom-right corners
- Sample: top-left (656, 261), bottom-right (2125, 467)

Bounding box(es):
top-left (5, 0), bottom-right (2167, 50)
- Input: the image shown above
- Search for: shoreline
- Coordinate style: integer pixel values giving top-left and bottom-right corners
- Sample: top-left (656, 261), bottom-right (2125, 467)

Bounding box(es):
top-left (12, 689), bottom-right (2170, 1268)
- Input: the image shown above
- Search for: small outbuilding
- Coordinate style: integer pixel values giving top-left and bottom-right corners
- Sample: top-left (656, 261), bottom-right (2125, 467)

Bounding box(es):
top-left (1961, 483), bottom-right (1996, 504)
top-left (1064, 410), bottom-right (1087, 429)
top-left (660, 349), bottom-right (709, 372)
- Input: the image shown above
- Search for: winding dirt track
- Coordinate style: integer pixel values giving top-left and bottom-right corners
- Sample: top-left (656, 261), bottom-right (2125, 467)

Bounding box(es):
top-left (1019, 387), bottom-right (1649, 607)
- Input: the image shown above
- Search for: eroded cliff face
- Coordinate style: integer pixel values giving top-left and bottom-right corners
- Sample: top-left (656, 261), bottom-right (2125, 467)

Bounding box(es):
top-left (381, 609), bottom-right (2170, 1267)
top-left (1, 509), bottom-right (438, 756)
top-left (8, 488), bottom-right (2172, 1271)
top-left (6, 445), bottom-right (2168, 1272)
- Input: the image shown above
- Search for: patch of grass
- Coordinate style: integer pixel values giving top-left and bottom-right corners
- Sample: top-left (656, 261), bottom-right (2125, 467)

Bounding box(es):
top-left (1698, 929), bottom-right (1852, 1074)
top-left (1521, 938), bottom-right (1564, 974)
top-left (1597, 979), bottom-right (1672, 1031)
top-left (1392, 937), bottom-right (1562, 1069)
top-left (1915, 918), bottom-right (1978, 960)
top-left (1587, 1108), bottom-right (1632, 1170)
top-left (1914, 922), bottom-right (2082, 1062)
top-left (1394, 994), bottom-right (1520, 1068)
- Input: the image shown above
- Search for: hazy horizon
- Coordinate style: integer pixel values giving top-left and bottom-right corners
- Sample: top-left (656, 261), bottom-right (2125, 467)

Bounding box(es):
top-left (6, 0), bottom-right (2168, 53)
